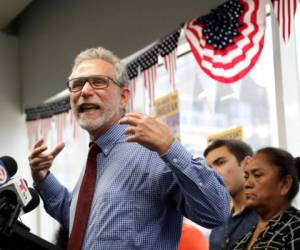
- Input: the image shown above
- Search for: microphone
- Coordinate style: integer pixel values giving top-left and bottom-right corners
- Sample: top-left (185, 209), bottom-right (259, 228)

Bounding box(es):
top-left (0, 156), bottom-right (18, 186)
top-left (22, 188), bottom-right (40, 214)
top-left (0, 177), bottom-right (34, 236)
top-left (0, 175), bottom-right (32, 207)
top-left (0, 189), bottom-right (18, 212)
top-left (0, 184), bottom-right (23, 236)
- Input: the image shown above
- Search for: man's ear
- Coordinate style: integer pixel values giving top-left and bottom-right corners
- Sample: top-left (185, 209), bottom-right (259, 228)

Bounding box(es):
top-left (119, 87), bottom-right (130, 109)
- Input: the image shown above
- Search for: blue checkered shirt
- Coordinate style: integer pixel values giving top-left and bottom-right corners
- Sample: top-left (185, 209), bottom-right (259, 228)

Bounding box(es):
top-left (36, 124), bottom-right (230, 250)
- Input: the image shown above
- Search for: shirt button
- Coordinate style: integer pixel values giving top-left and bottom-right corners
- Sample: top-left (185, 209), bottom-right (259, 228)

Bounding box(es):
top-left (104, 149), bottom-right (109, 154)
top-left (173, 158), bottom-right (178, 163)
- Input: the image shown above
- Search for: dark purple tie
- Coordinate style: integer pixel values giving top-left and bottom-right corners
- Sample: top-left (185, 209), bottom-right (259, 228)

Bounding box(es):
top-left (68, 143), bottom-right (100, 250)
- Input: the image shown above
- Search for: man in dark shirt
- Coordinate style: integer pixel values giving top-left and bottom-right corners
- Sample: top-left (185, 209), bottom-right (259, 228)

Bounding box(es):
top-left (204, 139), bottom-right (259, 250)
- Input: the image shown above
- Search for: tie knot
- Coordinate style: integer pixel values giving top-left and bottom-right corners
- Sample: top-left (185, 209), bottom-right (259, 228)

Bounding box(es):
top-left (89, 143), bottom-right (101, 155)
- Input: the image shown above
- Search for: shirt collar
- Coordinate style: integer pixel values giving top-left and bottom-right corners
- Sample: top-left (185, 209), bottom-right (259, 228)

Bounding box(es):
top-left (92, 123), bottom-right (127, 156)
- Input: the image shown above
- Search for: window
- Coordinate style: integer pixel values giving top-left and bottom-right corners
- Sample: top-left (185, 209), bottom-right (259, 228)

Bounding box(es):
top-left (154, 16), bottom-right (277, 156)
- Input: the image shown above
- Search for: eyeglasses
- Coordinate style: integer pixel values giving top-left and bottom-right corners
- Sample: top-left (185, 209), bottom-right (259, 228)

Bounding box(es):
top-left (67, 75), bottom-right (122, 93)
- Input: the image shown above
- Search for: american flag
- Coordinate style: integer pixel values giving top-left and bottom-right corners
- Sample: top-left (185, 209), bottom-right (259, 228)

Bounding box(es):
top-left (143, 64), bottom-right (158, 107)
top-left (127, 77), bottom-right (137, 112)
top-left (126, 60), bottom-right (140, 112)
top-left (70, 111), bottom-right (79, 140)
top-left (184, 0), bottom-right (266, 83)
top-left (55, 112), bottom-right (67, 144)
top-left (40, 117), bottom-right (52, 141)
top-left (139, 47), bottom-right (159, 107)
top-left (127, 60), bottom-right (139, 80)
top-left (163, 50), bottom-right (177, 91)
top-left (271, 0), bottom-right (298, 42)
top-left (159, 30), bottom-right (181, 91)
top-left (26, 120), bottom-right (38, 149)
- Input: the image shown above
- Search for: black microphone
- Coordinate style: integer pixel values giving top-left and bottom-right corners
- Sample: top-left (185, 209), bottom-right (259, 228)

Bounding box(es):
top-left (0, 156), bottom-right (18, 186)
top-left (0, 176), bottom-right (32, 207)
top-left (0, 188), bottom-right (22, 236)
top-left (0, 189), bottom-right (18, 212)
top-left (0, 185), bottom-right (39, 236)
top-left (22, 188), bottom-right (40, 214)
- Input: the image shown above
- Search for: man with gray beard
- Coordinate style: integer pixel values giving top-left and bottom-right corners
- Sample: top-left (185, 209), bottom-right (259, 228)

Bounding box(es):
top-left (28, 47), bottom-right (230, 250)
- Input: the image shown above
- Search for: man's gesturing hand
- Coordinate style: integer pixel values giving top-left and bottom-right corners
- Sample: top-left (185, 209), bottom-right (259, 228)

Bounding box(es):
top-left (119, 113), bottom-right (175, 155)
top-left (28, 139), bottom-right (65, 182)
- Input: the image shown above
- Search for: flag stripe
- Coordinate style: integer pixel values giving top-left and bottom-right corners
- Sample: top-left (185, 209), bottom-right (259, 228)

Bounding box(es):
top-left (143, 65), bottom-right (157, 106)
top-left (26, 120), bottom-right (38, 148)
top-left (55, 112), bottom-right (66, 144)
top-left (70, 111), bottom-right (79, 140)
top-left (40, 117), bottom-right (52, 141)
top-left (271, 0), bottom-right (298, 42)
top-left (163, 49), bottom-right (177, 91)
top-left (127, 78), bottom-right (137, 112)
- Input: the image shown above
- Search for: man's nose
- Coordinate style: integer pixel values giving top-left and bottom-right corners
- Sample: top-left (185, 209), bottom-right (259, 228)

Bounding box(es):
top-left (81, 81), bottom-right (94, 95)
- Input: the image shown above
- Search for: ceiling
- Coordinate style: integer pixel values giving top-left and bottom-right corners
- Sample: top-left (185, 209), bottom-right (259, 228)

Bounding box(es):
top-left (0, 0), bottom-right (32, 30)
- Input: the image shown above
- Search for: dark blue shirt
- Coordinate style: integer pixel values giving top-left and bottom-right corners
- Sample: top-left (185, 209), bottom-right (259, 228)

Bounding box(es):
top-left (209, 208), bottom-right (258, 250)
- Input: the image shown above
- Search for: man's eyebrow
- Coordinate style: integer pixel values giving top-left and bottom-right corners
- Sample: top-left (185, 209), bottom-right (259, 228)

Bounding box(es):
top-left (212, 156), bottom-right (225, 165)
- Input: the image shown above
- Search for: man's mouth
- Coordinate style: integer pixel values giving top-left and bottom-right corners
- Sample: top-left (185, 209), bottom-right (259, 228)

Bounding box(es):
top-left (78, 103), bottom-right (100, 113)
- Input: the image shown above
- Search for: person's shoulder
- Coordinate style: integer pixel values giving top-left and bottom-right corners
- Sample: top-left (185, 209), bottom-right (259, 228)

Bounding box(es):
top-left (287, 206), bottom-right (300, 217)
top-left (243, 209), bottom-right (259, 221)
top-left (285, 207), bottom-right (300, 227)
top-left (209, 219), bottom-right (227, 237)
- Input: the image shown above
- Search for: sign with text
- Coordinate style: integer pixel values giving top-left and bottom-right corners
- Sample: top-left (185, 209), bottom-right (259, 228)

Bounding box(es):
top-left (207, 127), bottom-right (243, 144)
top-left (154, 91), bottom-right (180, 139)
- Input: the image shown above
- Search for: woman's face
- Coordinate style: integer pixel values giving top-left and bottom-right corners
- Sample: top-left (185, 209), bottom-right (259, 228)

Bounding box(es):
top-left (244, 153), bottom-right (290, 213)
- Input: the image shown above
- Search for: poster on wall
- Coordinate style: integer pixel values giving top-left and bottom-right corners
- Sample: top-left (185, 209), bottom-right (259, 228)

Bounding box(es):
top-left (207, 127), bottom-right (243, 145)
top-left (154, 91), bottom-right (180, 140)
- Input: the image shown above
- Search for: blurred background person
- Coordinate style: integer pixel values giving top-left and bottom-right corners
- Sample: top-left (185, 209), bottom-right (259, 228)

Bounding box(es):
top-left (233, 147), bottom-right (300, 249)
top-left (204, 139), bottom-right (258, 250)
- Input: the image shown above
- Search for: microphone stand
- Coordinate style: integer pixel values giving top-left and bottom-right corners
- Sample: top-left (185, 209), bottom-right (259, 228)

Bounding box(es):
top-left (2, 203), bottom-right (21, 236)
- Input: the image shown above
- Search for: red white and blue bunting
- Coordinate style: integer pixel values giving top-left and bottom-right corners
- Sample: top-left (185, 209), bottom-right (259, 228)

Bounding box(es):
top-left (126, 29), bottom-right (180, 110)
top-left (184, 0), bottom-right (266, 83)
top-left (26, 0), bottom-right (298, 145)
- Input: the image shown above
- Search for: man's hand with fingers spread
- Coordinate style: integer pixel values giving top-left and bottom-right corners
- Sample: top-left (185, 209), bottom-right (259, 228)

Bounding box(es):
top-left (119, 113), bottom-right (175, 155)
top-left (28, 138), bottom-right (65, 182)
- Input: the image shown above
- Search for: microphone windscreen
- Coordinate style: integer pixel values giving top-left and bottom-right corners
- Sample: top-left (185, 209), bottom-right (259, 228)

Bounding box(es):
top-left (0, 189), bottom-right (18, 205)
top-left (23, 188), bottom-right (40, 213)
top-left (0, 156), bottom-right (18, 176)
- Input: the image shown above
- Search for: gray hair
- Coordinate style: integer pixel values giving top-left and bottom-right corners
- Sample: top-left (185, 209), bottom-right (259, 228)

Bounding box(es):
top-left (70, 47), bottom-right (129, 86)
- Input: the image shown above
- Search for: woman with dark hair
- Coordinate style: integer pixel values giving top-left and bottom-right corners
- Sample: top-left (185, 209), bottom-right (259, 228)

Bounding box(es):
top-left (233, 147), bottom-right (300, 249)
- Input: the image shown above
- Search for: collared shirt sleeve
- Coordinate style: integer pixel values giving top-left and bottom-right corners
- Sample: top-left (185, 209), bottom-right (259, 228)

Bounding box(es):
top-left (161, 140), bottom-right (231, 228)
top-left (34, 172), bottom-right (71, 231)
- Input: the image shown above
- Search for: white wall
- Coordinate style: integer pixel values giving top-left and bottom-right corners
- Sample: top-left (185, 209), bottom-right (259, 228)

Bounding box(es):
top-left (0, 31), bottom-right (38, 235)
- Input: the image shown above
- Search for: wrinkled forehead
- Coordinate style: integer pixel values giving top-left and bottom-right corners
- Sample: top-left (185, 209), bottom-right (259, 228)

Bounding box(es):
top-left (245, 153), bottom-right (271, 171)
top-left (70, 59), bottom-right (117, 79)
